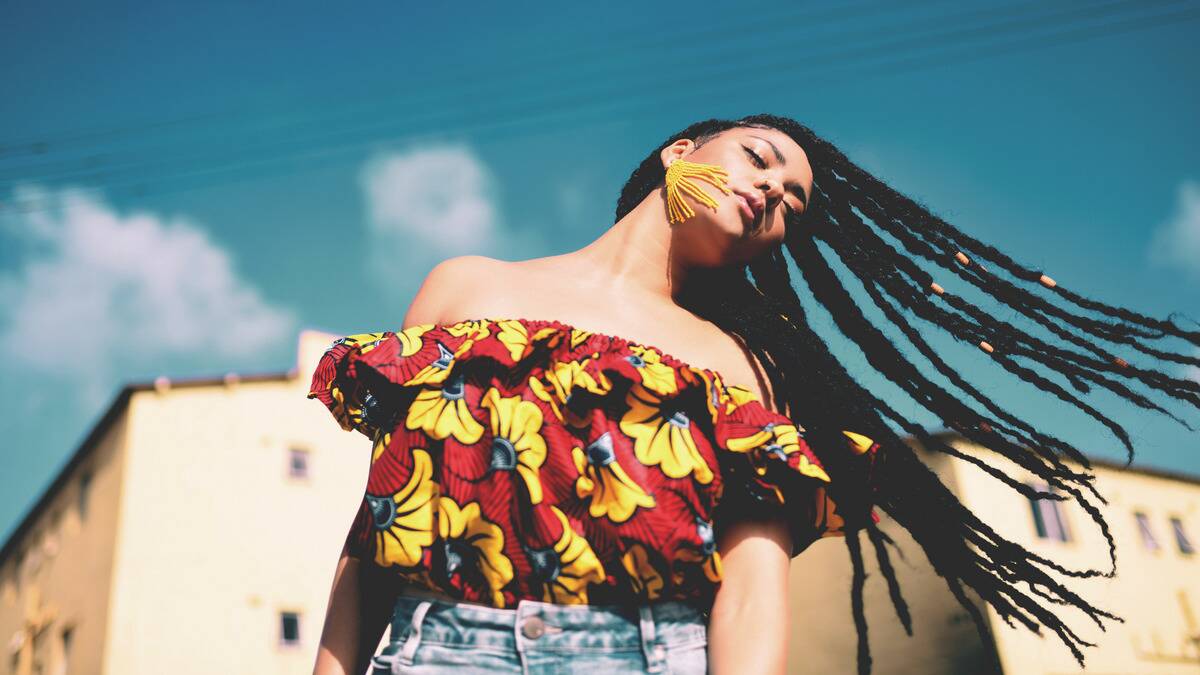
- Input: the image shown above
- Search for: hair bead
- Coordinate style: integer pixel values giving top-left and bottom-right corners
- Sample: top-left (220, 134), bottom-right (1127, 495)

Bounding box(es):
top-left (955, 251), bottom-right (970, 265)
top-left (1113, 357), bottom-right (1129, 368)
top-left (979, 421), bottom-right (993, 433)
top-left (979, 341), bottom-right (994, 353)
top-left (930, 282), bottom-right (945, 295)
top-left (1039, 274), bottom-right (1057, 288)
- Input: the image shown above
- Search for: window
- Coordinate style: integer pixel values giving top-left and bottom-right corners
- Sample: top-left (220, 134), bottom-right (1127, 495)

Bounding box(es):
top-left (43, 511), bottom-right (61, 557)
top-left (61, 625), bottom-right (74, 673)
top-left (1170, 517), bottom-right (1195, 555)
top-left (1026, 482), bottom-right (1071, 542)
top-left (287, 448), bottom-right (309, 479)
top-left (78, 471), bottom-right (93, 520)
top-left (280, 611), bottom-right (301, 646)
top-left (1134, 512), bottom-right (1160, 551)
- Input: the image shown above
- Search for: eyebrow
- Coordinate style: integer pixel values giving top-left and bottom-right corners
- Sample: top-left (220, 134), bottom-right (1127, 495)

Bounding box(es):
top-left (748, 134), bottom-right (809, 206)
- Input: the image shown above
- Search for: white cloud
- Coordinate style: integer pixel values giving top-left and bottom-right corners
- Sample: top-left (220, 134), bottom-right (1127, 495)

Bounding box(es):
top-left (0, 185), bottom-right (297, 405)
top-left (357, 144), bottom-right (561, 297)
top-left (1147, 179), bottom-right (1200, 281)
top-left (361, 145), bottom-right (500, 249)
top-left (360, 145), bottom-right (499, 285)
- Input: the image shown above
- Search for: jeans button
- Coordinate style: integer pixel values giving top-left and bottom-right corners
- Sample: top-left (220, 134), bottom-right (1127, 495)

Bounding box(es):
top-left (521, 616), bottom-right (546, 639)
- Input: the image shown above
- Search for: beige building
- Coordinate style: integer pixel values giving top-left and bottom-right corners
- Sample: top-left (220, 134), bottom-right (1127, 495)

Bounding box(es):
top-left (0, 330), bottom-right (368, 675)
top-left (788, 434), bottom-right (1200, 674)
top-left (2, 329), bottom-right (1197, 674)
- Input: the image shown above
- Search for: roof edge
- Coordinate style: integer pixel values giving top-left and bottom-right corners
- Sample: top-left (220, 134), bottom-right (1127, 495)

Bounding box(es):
top-left (0, 387), bottom-right (134, 563)
top-left (921, 429), bottom-right (1200, 487)
top-left (0, 369), bottom-right (295, 563)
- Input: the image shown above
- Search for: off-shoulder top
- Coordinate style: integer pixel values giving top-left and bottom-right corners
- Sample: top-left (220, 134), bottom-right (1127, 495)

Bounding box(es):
top-left (307, 317), bottom-right (880, 609)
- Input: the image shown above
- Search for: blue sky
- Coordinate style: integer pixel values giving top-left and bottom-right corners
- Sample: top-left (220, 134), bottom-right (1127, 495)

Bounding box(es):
top-left (2, 1), bottom-right (1198, 542)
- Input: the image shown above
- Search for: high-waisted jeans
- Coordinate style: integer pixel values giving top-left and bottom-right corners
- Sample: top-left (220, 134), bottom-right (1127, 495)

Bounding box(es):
top-left (369, 586), bottom-right (709, 674)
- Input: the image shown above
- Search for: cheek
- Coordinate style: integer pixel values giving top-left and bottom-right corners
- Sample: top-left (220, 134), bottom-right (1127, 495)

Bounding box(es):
top-left (674, 199), bottom-right (743, 243)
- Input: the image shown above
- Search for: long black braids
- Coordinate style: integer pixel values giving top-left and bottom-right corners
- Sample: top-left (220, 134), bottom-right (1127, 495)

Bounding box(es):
top-left (613, 114), bottom-right (1200, 674)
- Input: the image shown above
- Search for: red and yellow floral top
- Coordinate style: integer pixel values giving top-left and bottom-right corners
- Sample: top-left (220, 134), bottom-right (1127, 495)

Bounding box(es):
top-left (307, 317), bottom-right (880, 609)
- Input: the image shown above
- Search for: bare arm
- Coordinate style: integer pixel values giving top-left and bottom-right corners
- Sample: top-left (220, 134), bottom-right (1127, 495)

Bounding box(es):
top-left (707, 517), bottom-right (792, 675)
top-left (312, 545), bottom-right (395, 675)
top-left (311, 256), bottom-right (482, 674)
top-left (707, 338), bottom-right (794, 674)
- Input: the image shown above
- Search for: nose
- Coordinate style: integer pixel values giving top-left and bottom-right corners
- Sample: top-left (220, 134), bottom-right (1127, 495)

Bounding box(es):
top-left (755, 177), bottom-right (783, 205)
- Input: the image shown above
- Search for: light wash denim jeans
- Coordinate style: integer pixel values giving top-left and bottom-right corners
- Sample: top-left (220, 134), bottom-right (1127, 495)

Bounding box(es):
top-left (370, 587), bottom-right (709, 674)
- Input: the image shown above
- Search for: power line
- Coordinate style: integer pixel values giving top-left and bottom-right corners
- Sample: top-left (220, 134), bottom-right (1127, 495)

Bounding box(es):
top-left (845, 0), bottom-right (1200, 77)
top-left (1, 0), bottom-right (1194, 213)
top-left (0, 0), bottom-right (1150, 187)
top-left (0, 0), bottom-right (942, 156)
top-left (0, 0), bottom-right (1111, 182)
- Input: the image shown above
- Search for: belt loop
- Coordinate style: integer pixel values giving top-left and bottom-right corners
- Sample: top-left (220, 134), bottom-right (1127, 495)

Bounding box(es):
top-left (514, 600), bottom-right (532, 675)
top-left (398, 600), bottom-right (433, 666)
top-left (638, 604), bottom-right (667, 672)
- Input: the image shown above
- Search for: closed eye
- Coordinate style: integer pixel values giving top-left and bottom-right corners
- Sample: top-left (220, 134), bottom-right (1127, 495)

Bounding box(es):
top-left (745, 145), bottom-right (803, 219)
top-left (743, 146), bottom-right (766, 168)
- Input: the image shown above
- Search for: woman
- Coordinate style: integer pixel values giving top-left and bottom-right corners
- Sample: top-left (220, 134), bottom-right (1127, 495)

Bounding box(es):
top-left (308, 114), bottom-right (1199, 674)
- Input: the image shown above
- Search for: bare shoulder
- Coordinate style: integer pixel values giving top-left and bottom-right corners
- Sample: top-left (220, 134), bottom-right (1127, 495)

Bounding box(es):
top-left (404, 253), bottom-right (589, 328)
top-left (703, 327), bottom-right (788, 417)
top-left (402, 255), bottom-right (509, 328)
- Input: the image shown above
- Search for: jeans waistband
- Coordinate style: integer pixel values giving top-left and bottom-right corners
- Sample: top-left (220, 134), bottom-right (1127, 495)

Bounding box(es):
top-left (386, 586), bottom-right (708, 671)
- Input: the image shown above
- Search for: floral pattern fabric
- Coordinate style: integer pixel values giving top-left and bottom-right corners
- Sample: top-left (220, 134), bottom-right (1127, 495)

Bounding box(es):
top-left (307, 317), bottom-right (881, 609)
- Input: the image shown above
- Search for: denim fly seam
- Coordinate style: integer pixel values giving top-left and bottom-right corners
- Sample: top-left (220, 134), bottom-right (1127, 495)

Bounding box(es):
top-left (375, 593), bottom-right (708, 674)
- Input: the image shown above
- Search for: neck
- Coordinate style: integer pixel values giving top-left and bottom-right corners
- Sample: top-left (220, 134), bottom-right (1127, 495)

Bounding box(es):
top-left (564, 191), bottom-right (695, 303)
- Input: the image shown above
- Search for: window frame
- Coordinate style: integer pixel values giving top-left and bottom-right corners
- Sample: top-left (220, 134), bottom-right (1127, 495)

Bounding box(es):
top-left (1133, 511), bottom-right (1161, 552)
top-left (1024, 481), bottom-right (1072, 543)
top-left (279, 610), bottom-right (302, 647)
top-left (1169, 516), bottom-right (1195, 556)
top-left (286, 447), bottom-right (310, 480)
top-left (60, 624), bottom-right (75, 674)
top-left (77, 470), bottom-right (93, 520)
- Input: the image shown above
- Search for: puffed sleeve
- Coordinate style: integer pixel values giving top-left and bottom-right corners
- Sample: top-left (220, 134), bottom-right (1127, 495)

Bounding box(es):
top-left (309, 323), bottom-right (490, 565)
top-left (306, 324), bottom-right (461, 439)
top-left (711, 385), bottom-right (882, 557)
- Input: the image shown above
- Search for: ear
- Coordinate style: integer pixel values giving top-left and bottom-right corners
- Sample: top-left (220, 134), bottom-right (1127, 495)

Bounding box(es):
top-left (660, 138), bottom-right (695, 170)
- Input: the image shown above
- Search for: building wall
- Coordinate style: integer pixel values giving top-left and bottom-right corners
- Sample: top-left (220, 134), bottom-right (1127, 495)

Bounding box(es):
top-left (785, 442), bottom-right (1000, 674)
top-left (948, 439), bottom-right (1200, 674)
top-left (785, 437), bottom-right (1200, 674)
top-left (102, 331), bottom-right (368, 674)
top-left (0, 407), bottom-right (131, 675)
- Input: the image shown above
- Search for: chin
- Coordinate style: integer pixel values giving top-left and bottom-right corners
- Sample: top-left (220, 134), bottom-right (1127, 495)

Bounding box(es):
top-left (708, 209), bottom-right (757, 239)
top-left (677, 213), bottom-right (770, 266)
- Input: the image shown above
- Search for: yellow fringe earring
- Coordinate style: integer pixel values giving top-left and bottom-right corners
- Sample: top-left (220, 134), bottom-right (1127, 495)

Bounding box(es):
top-left (664, 158), bottom-right (732, 224)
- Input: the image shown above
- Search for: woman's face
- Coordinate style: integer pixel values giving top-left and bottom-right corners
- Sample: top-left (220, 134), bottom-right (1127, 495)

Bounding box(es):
top-left (660, 126), bottom-right (813, 267)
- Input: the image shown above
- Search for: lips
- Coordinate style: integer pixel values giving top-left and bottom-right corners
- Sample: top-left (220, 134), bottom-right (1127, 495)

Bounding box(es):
top-left (731, 188), bottom-right (764, 224)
